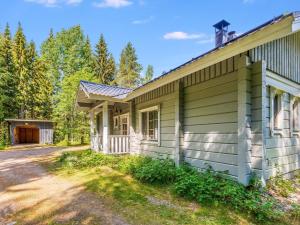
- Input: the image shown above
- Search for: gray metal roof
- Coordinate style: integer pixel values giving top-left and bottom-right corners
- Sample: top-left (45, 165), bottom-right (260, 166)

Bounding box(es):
top-left (5, 119), bottom-right (53, 123)
top-left (80, 80), bottom-right (133, 99)
top-left (132, 11), bottom-right (300, 92)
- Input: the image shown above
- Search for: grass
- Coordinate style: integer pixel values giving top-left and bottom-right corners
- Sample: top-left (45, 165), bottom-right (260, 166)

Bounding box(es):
top-left (46, 150), bottom-right (300, 225)
top-left (49, 164), bottom-right (251, 225)
top-left (47, 150), bottom-right (263, 225)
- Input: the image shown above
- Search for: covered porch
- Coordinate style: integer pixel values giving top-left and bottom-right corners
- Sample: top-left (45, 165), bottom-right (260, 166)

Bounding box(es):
top-left (76, 80), bottom-right (133, 154)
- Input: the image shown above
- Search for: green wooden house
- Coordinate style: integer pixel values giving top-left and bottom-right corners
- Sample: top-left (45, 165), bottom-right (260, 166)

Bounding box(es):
top-left (76, 12), bottom-right (300, 185)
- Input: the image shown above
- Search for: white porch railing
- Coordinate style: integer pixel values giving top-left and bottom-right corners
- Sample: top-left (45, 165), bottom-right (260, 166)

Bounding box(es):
top-left (91, 135), bottom-right (103, 151)
top-left (108, 135), bottom-right (130, 154)
top-left (91, 135), bottom-right (130, 154)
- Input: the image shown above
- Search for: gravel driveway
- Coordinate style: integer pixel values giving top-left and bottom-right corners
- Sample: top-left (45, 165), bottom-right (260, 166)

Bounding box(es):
top-left (0, 146), bottom-right (128, 225)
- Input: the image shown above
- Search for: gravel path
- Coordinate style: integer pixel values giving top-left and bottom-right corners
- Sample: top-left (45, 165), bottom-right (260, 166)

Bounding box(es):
top-left (0, 146), bottom-right (128, 225)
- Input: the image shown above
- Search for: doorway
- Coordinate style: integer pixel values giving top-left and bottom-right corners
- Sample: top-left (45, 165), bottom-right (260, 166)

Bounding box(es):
top-left (16, 127), bottom-right (40, 144)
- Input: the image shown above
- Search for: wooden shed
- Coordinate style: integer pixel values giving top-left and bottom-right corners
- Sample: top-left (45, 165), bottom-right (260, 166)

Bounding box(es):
top-left (5, 119), bottom-right (54, 145)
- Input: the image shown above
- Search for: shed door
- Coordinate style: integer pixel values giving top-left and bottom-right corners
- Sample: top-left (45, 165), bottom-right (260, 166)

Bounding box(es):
top-left (19, 128), bottom-right (39, 144)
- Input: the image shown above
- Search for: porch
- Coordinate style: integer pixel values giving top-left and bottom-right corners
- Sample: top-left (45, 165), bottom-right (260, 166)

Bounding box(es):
top-left (76, 81), bottom-right (133, 154)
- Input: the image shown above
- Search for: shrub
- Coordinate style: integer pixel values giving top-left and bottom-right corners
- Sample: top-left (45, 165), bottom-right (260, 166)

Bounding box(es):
top-left (57, 150), bottom-right (283, 222)
top-left (133, 158), bottom-right (177, 184)
top-left (267, 175), bottom-right (295, 197)
top-left (173, 165), bottom-right (282, 221)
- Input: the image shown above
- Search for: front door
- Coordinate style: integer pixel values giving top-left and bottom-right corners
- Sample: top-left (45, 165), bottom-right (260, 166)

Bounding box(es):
top-left (120, 114), bottom-right (129, 135)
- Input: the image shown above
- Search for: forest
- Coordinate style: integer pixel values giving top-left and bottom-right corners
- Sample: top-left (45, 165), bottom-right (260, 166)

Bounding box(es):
top-left (0, 23), bottom-right (154, 146)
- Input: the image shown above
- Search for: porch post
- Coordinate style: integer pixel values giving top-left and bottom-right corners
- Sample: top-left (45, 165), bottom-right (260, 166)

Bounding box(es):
top-left (95, 114), bottom-right (99, 151)
top-left (89, 111), bottom-right (95, 151)
top-left (102, 101), bottom-right (110, 154)
top-left (129, 100), bottom-right (136, 154)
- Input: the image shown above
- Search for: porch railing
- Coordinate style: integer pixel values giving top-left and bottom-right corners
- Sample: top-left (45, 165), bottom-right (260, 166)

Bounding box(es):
top-left (108, 135), bottom-right (130, 154)
top-left (91, 135), bottom-right (102, 151)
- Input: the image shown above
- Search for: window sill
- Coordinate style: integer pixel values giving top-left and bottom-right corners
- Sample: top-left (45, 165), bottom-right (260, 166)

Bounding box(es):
top-left (140, 140), bottom-right (159, 146)
top-left (271, 128), bottom-right (284, 137)
top-left (291, 131), bottom-right (300, 137)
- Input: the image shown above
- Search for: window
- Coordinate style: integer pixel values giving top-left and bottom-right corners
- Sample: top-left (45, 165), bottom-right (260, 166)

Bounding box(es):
top-left (273, 94), bottom-right (280, 129)
top-left (113, 116), bottom-right (119, 129)
top-left (270, 87), bottom-right (283, 136)
top-left (139, 105), bottom-right (160, 143)
top-left (120, 114), bottom-right (129, 135)
top-left (293, 100), bottom-right (300, 130)
top-left (290, 97), bottom-right (300, 134)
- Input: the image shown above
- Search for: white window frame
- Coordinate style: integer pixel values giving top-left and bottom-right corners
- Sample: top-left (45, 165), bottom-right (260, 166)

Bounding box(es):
top-left (290, 96), bottom-right (300, 136)
top-left (270, 87), bottom-right (284, 137)
top-left (120, 113), bottom-right (129, 135)
top-left (139, 105), bottom-right (160, 145)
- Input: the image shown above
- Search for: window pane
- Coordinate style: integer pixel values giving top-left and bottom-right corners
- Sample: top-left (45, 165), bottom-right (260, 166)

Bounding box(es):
top-left (274, 95), bottom-right (279, 129)
top-left (293, 101), bottom-right (299, 130)
top-left (142, 112), bottom-right (147, 139)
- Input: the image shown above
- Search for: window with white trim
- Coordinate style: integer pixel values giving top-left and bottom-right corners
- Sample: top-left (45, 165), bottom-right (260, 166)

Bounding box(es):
top-left (139, 105), bottom-right (160, 143)
top-left (120, 114), bottom-right (129, 135)
top-left (270, 87), bottom-right (284, 136)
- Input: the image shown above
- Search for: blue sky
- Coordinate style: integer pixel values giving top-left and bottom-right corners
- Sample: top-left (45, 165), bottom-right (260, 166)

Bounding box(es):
top-left (0, 0), bottom-right (299, 77)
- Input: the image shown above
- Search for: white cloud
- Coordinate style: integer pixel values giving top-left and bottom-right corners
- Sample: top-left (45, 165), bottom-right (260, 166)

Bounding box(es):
top-left (25, 0), bottom-right (82, 7)
top-left (93, 0), bottom-right (132, 8)
top-left (132, 16), bottom-right (154, 25)
top-left (66, 0), bottom-right (82, 5)
top-left (163, 31), bottom-right (205, 40)
top-left (163, 31), bottom-right (214, 45)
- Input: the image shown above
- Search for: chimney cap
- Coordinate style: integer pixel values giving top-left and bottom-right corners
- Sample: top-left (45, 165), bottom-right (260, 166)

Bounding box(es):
top-left (213, 20), bottom-right (230, 30)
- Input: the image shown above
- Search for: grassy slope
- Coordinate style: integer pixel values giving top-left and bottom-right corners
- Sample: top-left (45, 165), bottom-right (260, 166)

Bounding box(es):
top-left (48, 163), bottom-right (257, 225)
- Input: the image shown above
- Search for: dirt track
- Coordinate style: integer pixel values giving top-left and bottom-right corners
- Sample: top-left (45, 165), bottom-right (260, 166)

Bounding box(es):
top-left (0, 146), bottom-right (128, 225)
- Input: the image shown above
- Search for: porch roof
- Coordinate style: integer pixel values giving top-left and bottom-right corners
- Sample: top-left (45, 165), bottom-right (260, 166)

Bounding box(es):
top-left (76, 81), bottom-right (132, 111)
top-left (80, 80), bottom-right (132, 99)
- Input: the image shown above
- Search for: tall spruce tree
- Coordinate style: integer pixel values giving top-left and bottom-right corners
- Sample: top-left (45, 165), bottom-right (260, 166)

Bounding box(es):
top-left (94, 34), bottom-right (116, 84)
top-left (116, 42), bottom-right (142, 88)
top-left (0, 24), bottom-right (18, 145)
top-left (0, 24), bottom-right (18, 120)
top-left (13, 22), bottom-right (28, 118)
top-left (40, 29), bottom-right (60, 95)
top-left (26, 41), bottom-right (52, 119)
top-left (142, 65), bottom-right (154, 84)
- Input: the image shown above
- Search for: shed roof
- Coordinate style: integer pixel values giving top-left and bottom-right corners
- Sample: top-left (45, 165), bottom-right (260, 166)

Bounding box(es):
top-left (80, 80), bottom-right (132, 100)
top-left (5, 119), bottom-right (54, 123)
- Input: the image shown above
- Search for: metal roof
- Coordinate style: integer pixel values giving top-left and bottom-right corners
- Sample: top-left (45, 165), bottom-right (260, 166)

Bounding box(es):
top-left (131, 11), bottom-right (299, 93)
top-left (5, 119), bottom-right (54, 123)
top-left (77, 11), bottom-right (299, 102)
top-left (80, 80), bottom-right (133, 99)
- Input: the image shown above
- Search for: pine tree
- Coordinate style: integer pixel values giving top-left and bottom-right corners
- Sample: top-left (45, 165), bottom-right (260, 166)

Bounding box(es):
top-left (94, 34), bottom-right (116, 84)
top-left (13, 22), bottom-right (28, 118)
top-left (116, 42), bottom-right (142, 88)
top-left (142, 65), bottom-right (154, 84)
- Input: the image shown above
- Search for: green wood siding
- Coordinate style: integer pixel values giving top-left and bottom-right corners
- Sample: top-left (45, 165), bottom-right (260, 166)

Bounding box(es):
top-left (250, 31), bottom-right (300, 83)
